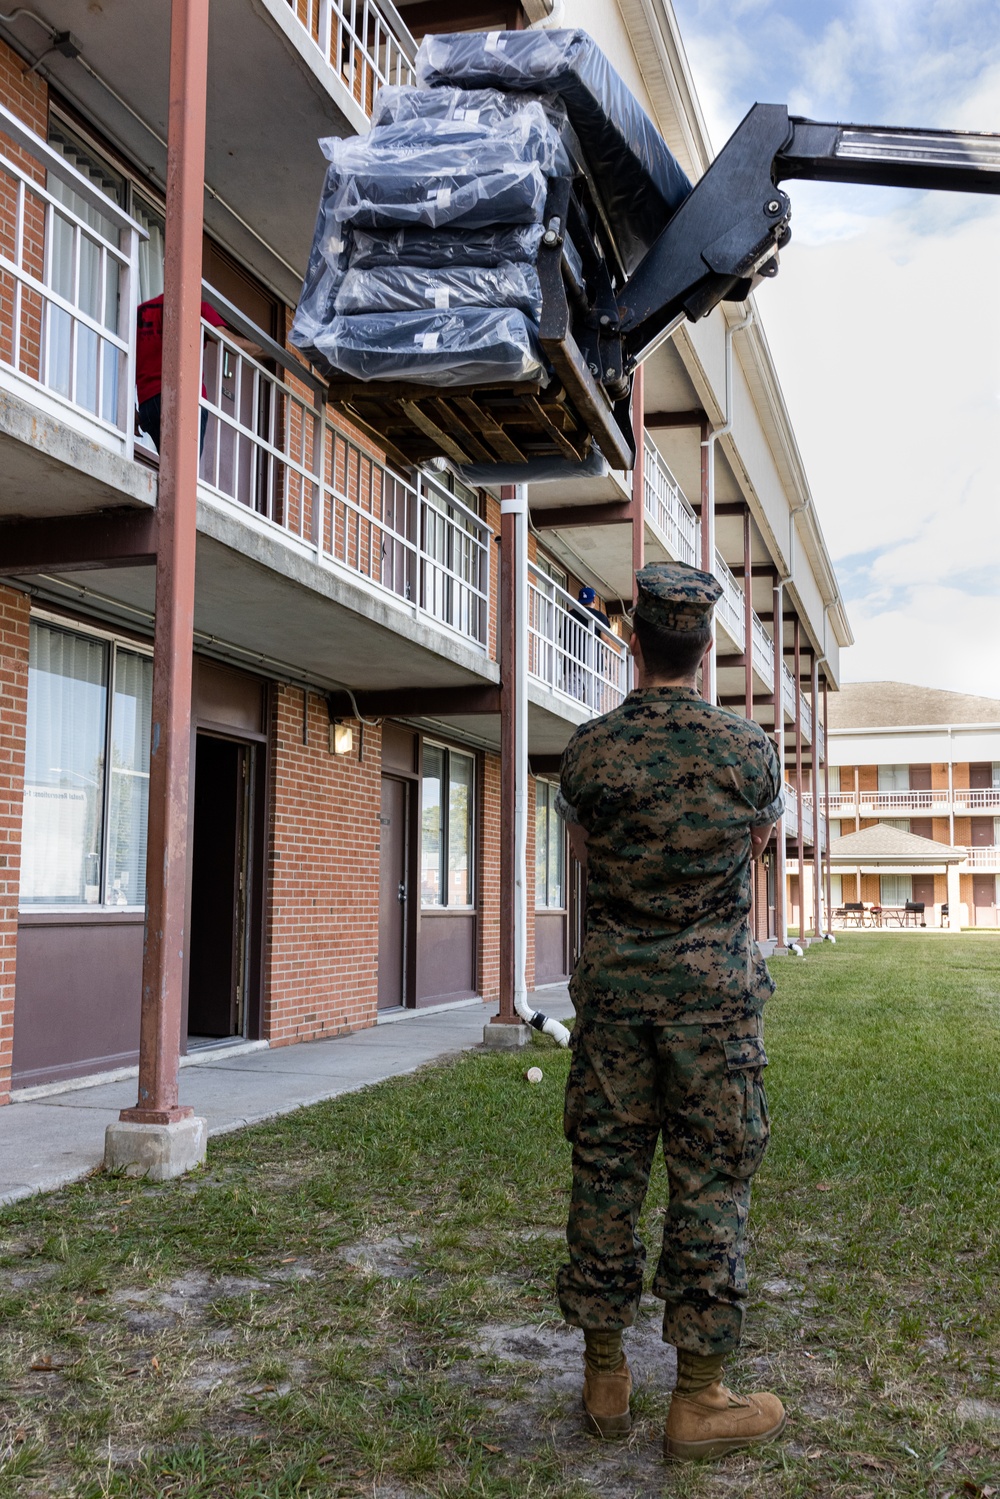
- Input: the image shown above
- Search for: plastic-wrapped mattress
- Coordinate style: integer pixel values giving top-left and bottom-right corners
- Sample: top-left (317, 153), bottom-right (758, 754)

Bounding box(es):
top-left (416, 29), bottom-right (692, 271)
top-left (332, 163), bottom-right (548, 230)
top-left (311, 308), bottom-right (548, 387)
top-left (335, 263), bottom-right (543, 320)
top-left (350, 223), bottom-right (545, 270)
top-left (370, 85), bottom-right (574, 174)
top-left (289, 170), bottom-right (350, 358)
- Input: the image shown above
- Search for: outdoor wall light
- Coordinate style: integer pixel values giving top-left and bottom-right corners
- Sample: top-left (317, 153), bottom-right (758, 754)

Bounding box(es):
top-left (330, 721), bottom-right (354, 756)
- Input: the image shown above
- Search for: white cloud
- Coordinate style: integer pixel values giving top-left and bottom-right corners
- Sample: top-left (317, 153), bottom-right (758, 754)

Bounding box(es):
top-left (672, 0), bottom-right (1000, 696)
top-left (844, 584), bottom-right (1000, 696)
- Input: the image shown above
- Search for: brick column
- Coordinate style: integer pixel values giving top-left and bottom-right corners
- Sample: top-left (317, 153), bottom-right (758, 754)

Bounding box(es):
top-left (0, 587), bottom-right (30, 1104)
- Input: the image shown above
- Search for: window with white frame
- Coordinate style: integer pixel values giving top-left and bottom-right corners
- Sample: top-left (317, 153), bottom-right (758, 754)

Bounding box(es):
top-left (20, 619), bottom-right (152, 908)
top-left (535, 780), bottom-right (565, 909)
top-left (827, 874), bottom-right (843, 908)
top-left (826, 765), bottom-right (841, 794)
top-left (880, 874), bottom-right (912, 906)
top-left (420, 744), bottom-right (474, 908)
top-left (878, 765), bottom-right (910, 791)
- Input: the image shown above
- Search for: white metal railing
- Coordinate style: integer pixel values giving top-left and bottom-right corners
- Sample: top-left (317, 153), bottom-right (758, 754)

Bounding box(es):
top-left (713, 549), bottom-right (746, 651)
top-left (643, 437), bottom-right (700, 566)
top-left (189, 319), bottom-right (490, 647)
top-left (751, 613), bottom-right (773, 684)
top-left (528, 565), bottom-right (631, 715)
top-left (0, 101), bottom-right (143, 454)
top-left (954, 788), bottom-right (1000, 812)
top-left (857, 789), bottom-right (951, 814)
top-left (961, 846), bottom-right (1000, 870)
top-left (287, 0), bottom-right (416, 113)
top-left (802, 791), bottom-right (855, 816)
top-left (777, 663), bottom-right (813, 741)
top-left (784, 781), bottom-right (798, 838)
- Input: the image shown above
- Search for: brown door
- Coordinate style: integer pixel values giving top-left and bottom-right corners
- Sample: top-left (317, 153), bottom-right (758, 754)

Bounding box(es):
top-left (971, 817), bottom-right (994, 846)
top-left (909, 764), bottom-right (932, 791)
top-left (973, 875), bottom-right (997, 926)
top-left (187, 735), bottom-right (250, 1041)
top-left (911, 876), bottom-right (935, 922)
top-left (970, 764), bottom-right (992, 789)
top-left (378, 776), bottom-right (410, 1009)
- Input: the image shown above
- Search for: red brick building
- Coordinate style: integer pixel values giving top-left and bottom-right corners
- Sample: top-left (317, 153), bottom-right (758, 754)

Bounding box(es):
top-left (0, 0), bottom-right (848, 1105)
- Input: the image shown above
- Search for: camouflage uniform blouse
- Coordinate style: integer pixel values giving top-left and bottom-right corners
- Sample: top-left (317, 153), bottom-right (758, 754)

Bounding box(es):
top-left (558, 686), bottom-right (784, 1025)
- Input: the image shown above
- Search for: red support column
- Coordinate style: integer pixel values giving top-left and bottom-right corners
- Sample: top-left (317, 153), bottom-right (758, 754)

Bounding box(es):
top-left (699, 419), bottom-right (713, 703)
top-left (119, 0), bottom-right (209, 1125)
top-left (630, 364), bottom-right (645, 601)
top-left (812, 654), bottom-right (823, 937)
top-left (794, 620), bottom-right (805, 942)
top-left (824, 681), bottom-right (835, 918)
top-left (742, 507), bottom-right (753, 721)
top-left (772, 582), bottom-right (786, 946)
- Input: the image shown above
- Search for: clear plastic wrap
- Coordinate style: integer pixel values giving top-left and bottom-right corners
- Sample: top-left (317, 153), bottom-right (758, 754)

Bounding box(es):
top-left (289, 166), bottom-right (351, 358)
top-left (416, 29), bottom-right (692, 272)
top-left (350, 222), bottom-right (545, 270)
top-left (320, 107), bottom-right (563, 177)
top-left (312, 309), bottom-right (548, 387)
top-left (332, 162), bottom-right (549, 230)
top-left (369, 85), bottom-right (573, 174)
top-left (335, 262), bottom-right (543, 320)
top-left (457, 443), bottom-right (611, 486)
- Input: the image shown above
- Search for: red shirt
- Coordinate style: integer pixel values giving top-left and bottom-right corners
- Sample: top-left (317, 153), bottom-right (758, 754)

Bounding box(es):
top-left (136, 294), bottom-right (227, 404)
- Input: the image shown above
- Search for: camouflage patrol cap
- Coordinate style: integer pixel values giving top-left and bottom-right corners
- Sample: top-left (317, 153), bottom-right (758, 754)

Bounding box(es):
top-left (634, 561), bottom-right (722, 631)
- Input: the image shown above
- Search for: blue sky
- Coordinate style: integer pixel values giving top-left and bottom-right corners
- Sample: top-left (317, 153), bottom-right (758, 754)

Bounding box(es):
top-left (671, 0), bottom-right (1000, 697)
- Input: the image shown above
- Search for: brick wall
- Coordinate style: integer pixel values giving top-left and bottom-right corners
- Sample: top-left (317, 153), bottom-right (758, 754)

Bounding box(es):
top-left (0, 40), bottom-right (47, 382)
top-left (478, 750), bottom-right (500, 1002)
top-left (264, 687), bottom-right (381, 1044)
top-left (526, 774), bottom-right (536, 989)
top-left (0, 586), bottom-right (29, 1104)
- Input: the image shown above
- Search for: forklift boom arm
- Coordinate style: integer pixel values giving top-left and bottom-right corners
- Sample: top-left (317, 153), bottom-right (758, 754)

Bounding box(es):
top-left (618, 104), bottom-right (1000, 363)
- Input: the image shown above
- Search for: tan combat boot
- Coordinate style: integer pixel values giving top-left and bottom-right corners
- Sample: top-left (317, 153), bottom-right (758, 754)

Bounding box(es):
top-left (582, 1355), bottom-right (632, 1438)
top-left (664, 1379), bottom-right (785, 1460)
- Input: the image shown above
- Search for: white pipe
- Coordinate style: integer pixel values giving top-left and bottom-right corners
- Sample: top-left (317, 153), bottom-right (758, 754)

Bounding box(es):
top-left (701, 307), bottom-right (754, 703)
top-left (504, 484), bottom-right (571, 1048)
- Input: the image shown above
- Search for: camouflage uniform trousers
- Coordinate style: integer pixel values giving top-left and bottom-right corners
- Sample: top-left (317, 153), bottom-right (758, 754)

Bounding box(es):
top-left (556, 1013), bottom-right (769, 1356)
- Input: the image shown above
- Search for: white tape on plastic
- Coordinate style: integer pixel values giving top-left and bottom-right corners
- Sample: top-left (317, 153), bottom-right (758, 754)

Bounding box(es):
top-left (464, 108), bottom-right (480, 126)
top-left (433, 287), bottom-right (451, 309)
top-left (431, 186), bottom-right (452, 209)
top-left (417, 332), bottom-right (440, 351)
top-left (485, 30), bottom-right (503, 51)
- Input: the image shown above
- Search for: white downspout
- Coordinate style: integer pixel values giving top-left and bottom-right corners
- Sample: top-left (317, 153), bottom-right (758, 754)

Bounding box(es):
top-left (505, 484), bottom-right (571, 1047)
top-left (701, 306), bottom-right (754, 704)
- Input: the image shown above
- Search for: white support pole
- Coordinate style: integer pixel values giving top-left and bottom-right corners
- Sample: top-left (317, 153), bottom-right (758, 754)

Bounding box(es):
top-left (511, 483), bottom-right (529, 1015)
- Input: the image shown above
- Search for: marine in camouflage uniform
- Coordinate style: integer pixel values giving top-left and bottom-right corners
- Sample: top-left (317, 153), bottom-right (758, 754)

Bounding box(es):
top-left (556, 563), bottom-right (783, 1362)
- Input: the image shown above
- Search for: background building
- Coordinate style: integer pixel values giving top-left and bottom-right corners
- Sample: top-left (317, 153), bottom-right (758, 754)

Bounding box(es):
top-left (817, 682), bottom-right (1000, 927)
top-left (0, 0), bottom-right (849, 1103)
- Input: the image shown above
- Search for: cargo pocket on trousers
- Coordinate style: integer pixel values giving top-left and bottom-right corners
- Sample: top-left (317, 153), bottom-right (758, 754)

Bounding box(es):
top-left (723, 1035), bottom-right (770, 1179)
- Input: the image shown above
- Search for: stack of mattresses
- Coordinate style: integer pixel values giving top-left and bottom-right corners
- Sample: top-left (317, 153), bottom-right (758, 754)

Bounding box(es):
top-left (290, 29), bottom-right (692, 462)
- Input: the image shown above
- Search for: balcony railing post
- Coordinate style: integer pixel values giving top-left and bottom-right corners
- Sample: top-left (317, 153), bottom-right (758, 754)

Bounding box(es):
top-left (121, 225), bottom-right (140, 461)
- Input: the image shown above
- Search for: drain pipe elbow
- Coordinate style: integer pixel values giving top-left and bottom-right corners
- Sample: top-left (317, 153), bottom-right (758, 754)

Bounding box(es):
top-left (514, 996), bottom-right (571, 1046)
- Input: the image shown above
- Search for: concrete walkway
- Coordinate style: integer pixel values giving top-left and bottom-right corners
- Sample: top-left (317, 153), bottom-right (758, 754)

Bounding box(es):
top-left (0, 988), bottom-right (573, 1206)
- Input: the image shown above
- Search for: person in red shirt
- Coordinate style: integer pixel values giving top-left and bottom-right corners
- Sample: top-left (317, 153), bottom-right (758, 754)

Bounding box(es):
top-left (136, 294), bottom-right (261, 452)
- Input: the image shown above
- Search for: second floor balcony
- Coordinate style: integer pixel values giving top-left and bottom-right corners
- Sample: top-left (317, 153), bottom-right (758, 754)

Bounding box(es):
top-left (528, 565), bottom-right (632, 717)
top-left (807, 788), bottom-right (999, 816)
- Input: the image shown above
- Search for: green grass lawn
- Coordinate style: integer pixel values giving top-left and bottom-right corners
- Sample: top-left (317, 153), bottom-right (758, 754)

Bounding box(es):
top-left (1, 934), bottom-right (999, 1497)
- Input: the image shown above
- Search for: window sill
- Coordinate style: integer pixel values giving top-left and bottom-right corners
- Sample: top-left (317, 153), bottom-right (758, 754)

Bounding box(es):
top-left (18, 908), bottom-right (145, 925)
